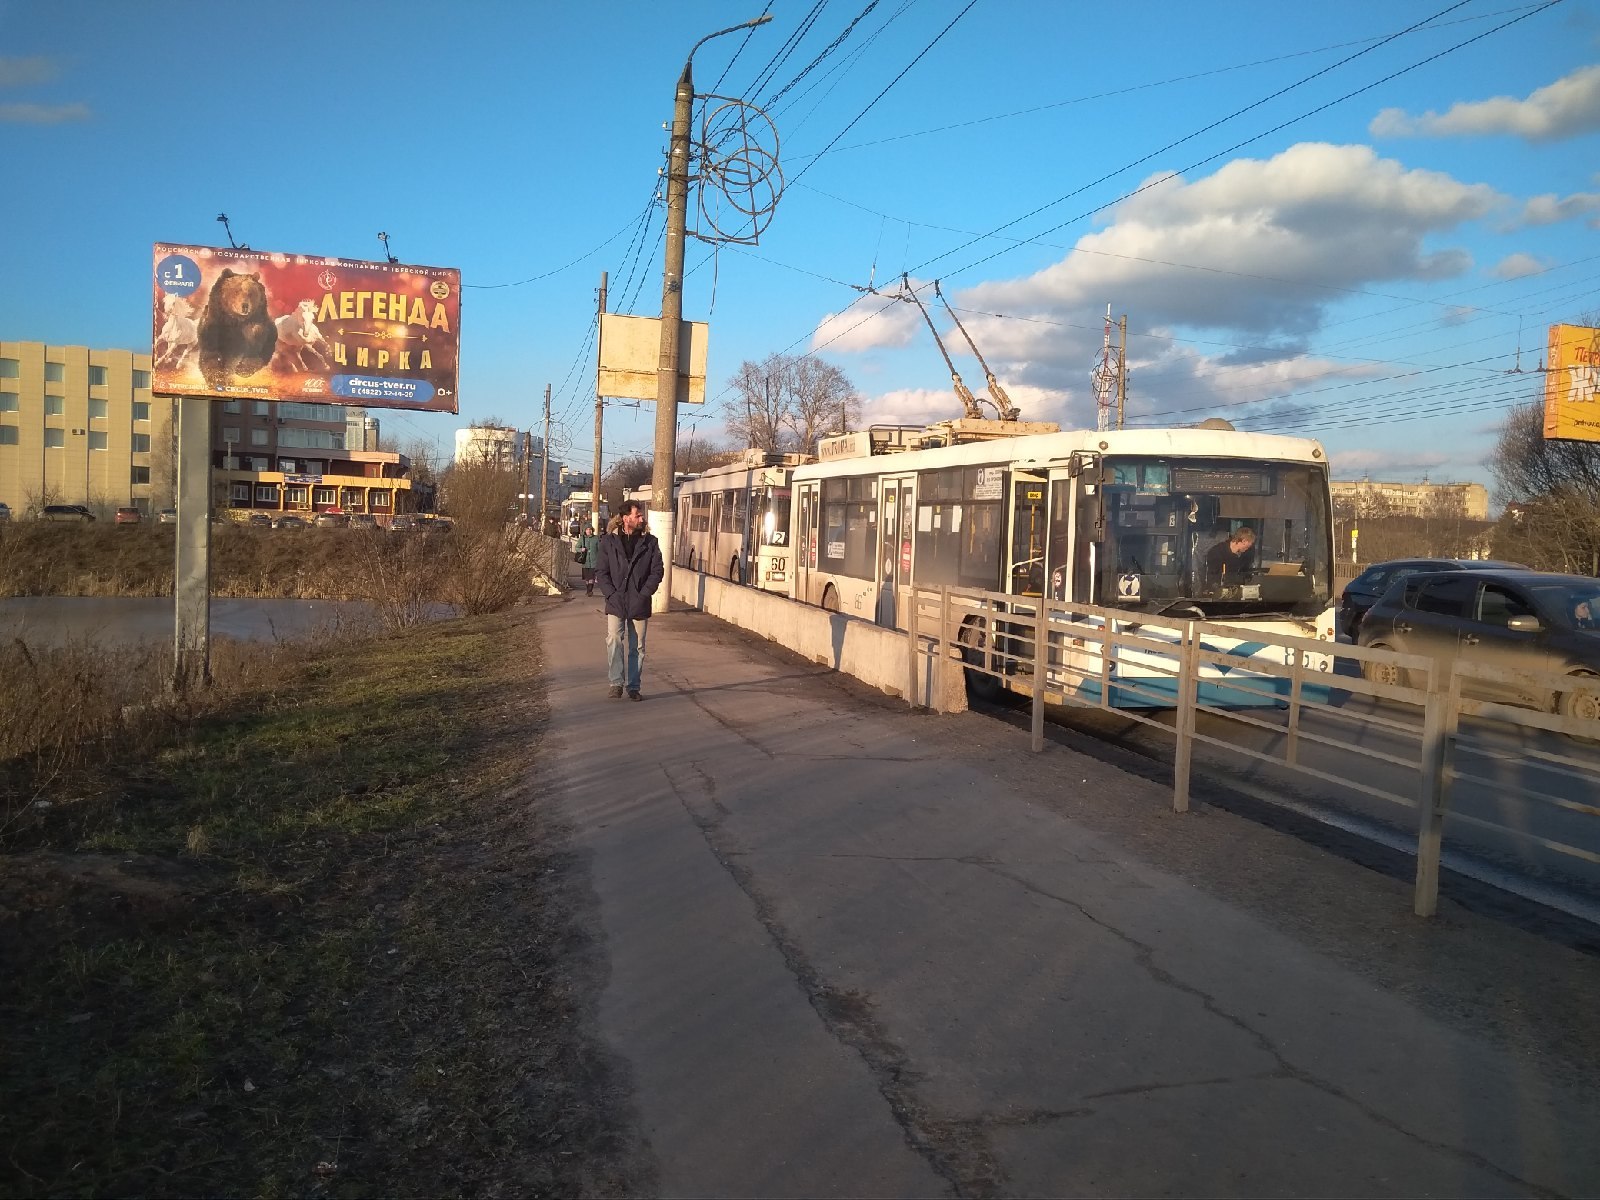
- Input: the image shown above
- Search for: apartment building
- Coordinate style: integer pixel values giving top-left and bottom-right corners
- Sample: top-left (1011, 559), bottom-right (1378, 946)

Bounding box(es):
top-left (0, 340), bottom-right (173, 515)
top-left (1, 341), bottom-right (416, 520)
top-left (1329, 478), bottom-right (1490, 521)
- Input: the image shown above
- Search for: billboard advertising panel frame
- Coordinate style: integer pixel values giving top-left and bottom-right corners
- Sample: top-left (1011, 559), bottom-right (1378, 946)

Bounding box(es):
top-left (1544, 322), bottom-right (1600, 442)
top-left (152, 243), bottom-right (460, 413)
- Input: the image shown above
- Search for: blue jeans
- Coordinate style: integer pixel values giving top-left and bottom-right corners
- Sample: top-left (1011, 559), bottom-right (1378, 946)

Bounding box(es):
top-left (606, 614), bottom-right (649, 691)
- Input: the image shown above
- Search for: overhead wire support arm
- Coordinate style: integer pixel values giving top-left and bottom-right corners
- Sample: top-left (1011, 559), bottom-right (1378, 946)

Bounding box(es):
top-left (902, 274), bottom-right (984, 421)
top-left (935, 281), bottom-right (1019, 421)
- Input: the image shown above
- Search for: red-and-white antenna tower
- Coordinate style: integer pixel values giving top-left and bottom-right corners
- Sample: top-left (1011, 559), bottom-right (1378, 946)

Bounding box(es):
top-left (1091, 302), bottom-right (1116, 432)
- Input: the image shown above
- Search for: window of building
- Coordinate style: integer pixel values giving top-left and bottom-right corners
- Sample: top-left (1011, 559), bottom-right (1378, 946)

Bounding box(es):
top-left (89, 398), bottom-right (108, 419)
top-left (254, 400), bottom-right (270, 416)
top-left (255, 485), bottom-right (278, 503)
top-left (132, 369), bottom-right (150, 390)
top-left (279, 401), bottom-right (346, 423)
top-left (131, 465), bottom-right (150, 485)
top-left (133, 401), bottom-right (150, 422)
top-left (370, 490), bottom-right (391, 510)
top-left (251, 428), bottom-right (268, 446)
top-left (231, 483), bottom-right (250, 503)
top-left (342, 489), bottom-right (363, 510)
top-left (0, 425), bottom-right (17, 445)
top-left (223, 399), bottom-right (242, 413)
top-left (132, 433), bottom-right (150, 453)
top-left (44, 428), bottom-right (65, 448)
top-left (278, 427), bottom-right (344, 450)
top-left (304, 460), bottom-right (325, 475)
top-left (0, 358), bottom-right (18, 379)
top-left (44, 362), bottom-right (64, 383)
top-left (286, 486), bottom-right (308, 505)
top-left (314, 487), bottom-right (337, 506)
top-left (45, 395), bottom-right (64, 416)
top-left (89, 431), bottom-right (108, 451)
top-left (0, 393), bottom-right (17, 412)
top-left (89, 365), bottom-right (107, 387)
top-left (222, 426), bottom-right (240, 444)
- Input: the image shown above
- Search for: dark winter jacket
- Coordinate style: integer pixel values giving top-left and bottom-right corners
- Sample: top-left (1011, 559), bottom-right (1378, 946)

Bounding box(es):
top-left (596, 529), bottom-right (664, 620)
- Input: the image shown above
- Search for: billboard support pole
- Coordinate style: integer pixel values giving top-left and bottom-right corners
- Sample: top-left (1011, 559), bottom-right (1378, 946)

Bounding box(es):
top-left (594, 271), bottom-right (607, 533)
top-left (173, 395), bottom-right (213, 694)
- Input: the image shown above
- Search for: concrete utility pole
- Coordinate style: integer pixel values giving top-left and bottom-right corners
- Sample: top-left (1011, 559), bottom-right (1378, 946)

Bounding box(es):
top-left (540, 382), bottom-right (551, 530)
top-left (650, 13), bottom-right (771, 613)
top-left (172, 396), bottom-right (213, 693)
top-left (523, 431), bottom-right (533, 526)
top-left (593, 271), bottom-right (607, 532)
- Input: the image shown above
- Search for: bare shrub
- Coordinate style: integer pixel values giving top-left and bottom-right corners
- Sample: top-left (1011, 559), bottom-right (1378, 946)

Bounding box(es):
top-left (340, 529), bottom-right (444, 629)
top-left (441, 525), bottom-right (538, 616)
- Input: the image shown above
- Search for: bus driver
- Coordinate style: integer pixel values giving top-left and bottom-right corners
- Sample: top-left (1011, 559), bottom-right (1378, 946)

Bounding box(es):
top-left (1204, 526), bottom-right (1257, 588)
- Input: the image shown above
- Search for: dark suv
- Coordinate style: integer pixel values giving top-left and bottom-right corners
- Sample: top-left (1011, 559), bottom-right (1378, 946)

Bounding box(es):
top-left (1357, 567), bottom-right (1600, 719)
top-left (1338, 558), bottom-right (1524, 640)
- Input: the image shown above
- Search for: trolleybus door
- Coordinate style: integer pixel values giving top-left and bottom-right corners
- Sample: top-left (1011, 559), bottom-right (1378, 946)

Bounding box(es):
top-left (795, 480), bottom-right (819, 603)
top-left (877, 473), bottom-right (915, 627)
top-left (1006, 473), bottom-right (1048, 598)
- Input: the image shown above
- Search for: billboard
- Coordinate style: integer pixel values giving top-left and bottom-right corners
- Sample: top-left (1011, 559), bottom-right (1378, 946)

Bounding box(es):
top-left (152, 243), bottom-right (460, 413)
top-left (597, 313), bottom-right (708, 405)
top-left (1544, 322), bottom-right (1600, 442)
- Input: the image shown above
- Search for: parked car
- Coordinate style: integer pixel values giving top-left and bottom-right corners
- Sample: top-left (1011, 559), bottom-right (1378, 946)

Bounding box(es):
top-left (114, 506), bottom-right (141, 525)
top-left (243, 513), bottom-right (273, 528)
top-left (315, 511), bottom-right (349, 528)
top-left (1358, 567), bottom-right (1600, 720)
top-left (1338, 558), bottom-right (1525, 640)
top-left (41, 504), bottom-right (95, 522)
top-left (388, 514), bottom-right (418, 532)
top-left (349, 513), bottom-right (378, 529)
top-left (157, 508), bottom-right (178, 524)
top-left (0, 501), bottom-right (11, 523)
top-left (272, 514), bottom-right (308, 530)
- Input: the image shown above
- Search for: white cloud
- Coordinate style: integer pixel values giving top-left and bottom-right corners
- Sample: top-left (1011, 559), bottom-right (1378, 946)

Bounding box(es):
top-left (811, 290), bottom-right (922, 354)
top-left (1326, 447), bottom-right (1452, 479)
top-left (1516, 191), bottom-right (1600, 227)
top-left (0, 102), bottom-right (89, 124)
top-left (1491, 252), bottom-right (1550, 280)
top-left (0, 56), bottom-right (58, 88)
top-left (1369, 64), bottom-right (1600, 143)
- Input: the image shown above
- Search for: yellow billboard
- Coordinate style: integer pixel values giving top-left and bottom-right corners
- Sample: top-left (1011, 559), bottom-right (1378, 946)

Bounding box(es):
top-left (1544, 323), bottom-right (1600, 441)
top-left (597, 314), bottom-right (708, 405)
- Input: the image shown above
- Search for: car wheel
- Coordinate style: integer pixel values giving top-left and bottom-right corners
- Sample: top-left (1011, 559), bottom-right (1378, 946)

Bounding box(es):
top-left (1559, 673), bottom-right (1600, 725)
top-left (728, 555), bottom-right (741, 584)
top-left (821, 584), bottom-right (841, 613)
top-left (1362, 645), bottom-right (1405, 690)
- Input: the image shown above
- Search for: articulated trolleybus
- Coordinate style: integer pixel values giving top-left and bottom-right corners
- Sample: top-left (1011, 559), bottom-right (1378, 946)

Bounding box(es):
top-left (787, 419), bottom-right (1337, 708)
top-left (673, 450), bottom-right (809, 593)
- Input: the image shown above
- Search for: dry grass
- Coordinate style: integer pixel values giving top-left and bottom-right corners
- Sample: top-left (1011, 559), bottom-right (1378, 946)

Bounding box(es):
top-left (0, 606), bottom-right (645, 1197)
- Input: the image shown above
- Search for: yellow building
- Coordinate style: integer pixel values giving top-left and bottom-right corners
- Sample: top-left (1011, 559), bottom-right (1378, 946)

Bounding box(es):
top-left (0, 341), bottom-right (172, 516)
top-left (1, 341), bottom-right (418, 521)
top-left (1329, 479), bottom-right (1489, 521)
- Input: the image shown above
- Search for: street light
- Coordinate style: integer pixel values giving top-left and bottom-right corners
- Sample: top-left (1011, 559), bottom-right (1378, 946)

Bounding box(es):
top-left (649, 14), bottom-right (771, 613)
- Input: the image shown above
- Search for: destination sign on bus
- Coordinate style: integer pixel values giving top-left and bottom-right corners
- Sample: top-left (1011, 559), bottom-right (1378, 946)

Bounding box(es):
top-left (1170, 467), bottom-right (1273, 495)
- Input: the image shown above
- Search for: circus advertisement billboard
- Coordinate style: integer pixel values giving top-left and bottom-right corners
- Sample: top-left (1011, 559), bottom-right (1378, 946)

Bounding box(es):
top-left (1544, 322), bottom-right (1600, 442)
top-left (151, 243), bottom-right (460, 412)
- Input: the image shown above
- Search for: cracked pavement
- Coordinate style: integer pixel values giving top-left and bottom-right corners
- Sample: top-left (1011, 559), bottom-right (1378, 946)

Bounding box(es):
top-left (538, 595), bottom-right (1600, 1198)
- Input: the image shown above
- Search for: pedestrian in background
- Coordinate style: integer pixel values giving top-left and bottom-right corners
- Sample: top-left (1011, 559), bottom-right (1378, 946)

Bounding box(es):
top-left (595, 500), bottom-right (663, 701)
top-left (577, 525), bottom-right (601, 596)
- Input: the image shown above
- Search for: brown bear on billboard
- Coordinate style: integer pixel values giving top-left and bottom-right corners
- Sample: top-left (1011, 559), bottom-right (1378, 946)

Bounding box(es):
top-left (197, 269), bottom-right (277, 389)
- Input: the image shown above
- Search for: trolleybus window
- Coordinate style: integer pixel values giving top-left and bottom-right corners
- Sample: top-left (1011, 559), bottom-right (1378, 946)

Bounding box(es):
top-left (720, 489), bottom-right (743, 534)
top-left (915, 467), bottom-right (1004, 589)
top-left (821, 477), bottom-right (876, 579)
top-left (1097, 457), bottom-right (1331, 615)
top-left (763, 488), bottom-right (791, 546)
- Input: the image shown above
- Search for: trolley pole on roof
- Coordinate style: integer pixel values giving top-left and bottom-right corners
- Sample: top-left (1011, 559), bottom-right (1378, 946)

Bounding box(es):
top-left (650, 13), bottom-right (772, 614)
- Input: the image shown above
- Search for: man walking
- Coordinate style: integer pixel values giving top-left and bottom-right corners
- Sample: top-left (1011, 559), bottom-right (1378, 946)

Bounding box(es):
top-left (595, 499), bottom-right (664, 700)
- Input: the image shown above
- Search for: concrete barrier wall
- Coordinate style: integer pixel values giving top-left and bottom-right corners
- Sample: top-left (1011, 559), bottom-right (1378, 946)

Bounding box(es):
top-left (671, 570), bottom-right (964, 712)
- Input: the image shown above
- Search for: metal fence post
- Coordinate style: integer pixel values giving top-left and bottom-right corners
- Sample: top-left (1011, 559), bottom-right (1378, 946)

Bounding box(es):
top-left (1286, 647), bottom-right (1303, 767)
top-left (906, 585), bottom-right (920, 709)
top-left (1172, 621), bottom-right (1197, 813)
top-left (1413, 654), bottom-right (1459, 917)
top-left (1031, 601), bottom-right (1048, 752)
top-left (938, 586), bottom-right (951, 708)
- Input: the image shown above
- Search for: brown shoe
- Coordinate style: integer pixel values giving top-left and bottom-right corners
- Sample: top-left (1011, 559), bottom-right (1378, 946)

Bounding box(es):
top-left (608, 685), bottom-right (624, 699)
top-left (628, 690), bottom-right (643, 701)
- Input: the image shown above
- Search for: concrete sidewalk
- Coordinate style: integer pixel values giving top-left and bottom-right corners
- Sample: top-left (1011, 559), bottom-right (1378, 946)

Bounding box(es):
top-left (536, 593), bottom-right (1600, 1198)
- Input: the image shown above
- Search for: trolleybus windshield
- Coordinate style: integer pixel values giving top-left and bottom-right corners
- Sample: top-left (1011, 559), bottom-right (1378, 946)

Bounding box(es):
top-left (1090, 457), bottom-right (1331, 616)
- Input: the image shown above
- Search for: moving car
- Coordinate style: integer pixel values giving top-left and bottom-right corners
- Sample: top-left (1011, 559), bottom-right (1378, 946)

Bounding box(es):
top-left (1338, 558), bottom-right (1524, 640)
top-left (1358, 567), bottom-right (1600, 720)
top-left (272, 514), bottom-right (308, 530)
top-left (314, 511), bottom-right (349, 528)
top-left (243, 513), bottom-right (273, 527)
top-left (41, 504), bottom-right (95, 522)
top-left (114, 506), bottom-right (141, 525)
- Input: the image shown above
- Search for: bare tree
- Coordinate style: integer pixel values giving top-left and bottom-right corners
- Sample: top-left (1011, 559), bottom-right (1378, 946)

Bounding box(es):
top-left (722, 353), bottom-right (860, 455)
top-left (601, 453), bottom-right (653, 511)
top-left (1490, 401), bottom-right (1600, 574)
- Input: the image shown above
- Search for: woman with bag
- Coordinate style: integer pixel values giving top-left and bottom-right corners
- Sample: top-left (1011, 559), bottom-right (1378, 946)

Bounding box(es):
top-left (576, 525), bottom-right (601, 595)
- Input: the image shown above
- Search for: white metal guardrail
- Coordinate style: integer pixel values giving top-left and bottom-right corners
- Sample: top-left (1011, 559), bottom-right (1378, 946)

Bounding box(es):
top-left (904, 585), bottom-right (1600, 918)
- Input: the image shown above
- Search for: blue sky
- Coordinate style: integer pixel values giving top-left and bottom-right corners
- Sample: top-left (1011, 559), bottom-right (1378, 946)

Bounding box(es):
top-left (3, 0), bottom-right (1598, 494)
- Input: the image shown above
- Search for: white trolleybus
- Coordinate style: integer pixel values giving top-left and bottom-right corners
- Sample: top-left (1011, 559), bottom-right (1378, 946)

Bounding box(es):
top-left (787, 419), bottom-right (1337, 708)
top-left (673, 450), bottom-right (810, 593)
